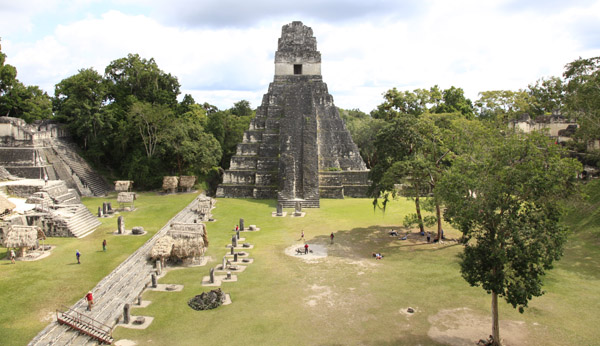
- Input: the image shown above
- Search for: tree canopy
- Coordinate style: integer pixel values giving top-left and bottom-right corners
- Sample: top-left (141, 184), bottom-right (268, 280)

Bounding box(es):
top-left (438, 129), bottom-right (581, 345)
top-left (0, 47), bottom-right (52, 121)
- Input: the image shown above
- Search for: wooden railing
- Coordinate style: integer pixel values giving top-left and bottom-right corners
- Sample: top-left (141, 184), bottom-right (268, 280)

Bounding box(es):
top-left (56, 305), bottom-right (113, 344)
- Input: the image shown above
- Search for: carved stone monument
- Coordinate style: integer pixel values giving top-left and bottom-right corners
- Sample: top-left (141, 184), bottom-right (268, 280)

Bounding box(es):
top-left (216, 21), bottom-right (370, 207)
top-left (123, 304), bottom-right (131, 324)
top-left (209, 268), bottom-right (215, 284)
top-left (294, 201), bottom-right (302, 216)
top-left (156, 260), bottom-right (162, 275)
top-left (232, 235), bottom-right (238, 248)
top-left (151, 273), bottom-right (157, 288)
top-left (276, 203), bottom-right (283, 216)
top-left (117, 216), bottom-right (124, 234)
top-left (239, 218), bottom-right (244, 231)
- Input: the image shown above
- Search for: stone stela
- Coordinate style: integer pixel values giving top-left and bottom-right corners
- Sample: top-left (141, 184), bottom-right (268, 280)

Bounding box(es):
top-left (217, 21), bottom-right (370, 208)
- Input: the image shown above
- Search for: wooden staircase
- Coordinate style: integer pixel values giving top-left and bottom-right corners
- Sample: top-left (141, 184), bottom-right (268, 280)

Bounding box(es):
top-left (56, 306), bottom-right (114, 345)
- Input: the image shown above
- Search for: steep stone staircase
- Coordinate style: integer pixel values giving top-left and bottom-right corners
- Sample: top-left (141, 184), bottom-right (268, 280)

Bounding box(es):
top-left (48, 139), bottom-right (111, 197)
top-left (61, 205), bottom-right (101, 238)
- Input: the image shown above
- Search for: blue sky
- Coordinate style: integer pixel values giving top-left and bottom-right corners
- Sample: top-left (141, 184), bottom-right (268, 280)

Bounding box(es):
top-left (1, 0), bottom-right (599, 112)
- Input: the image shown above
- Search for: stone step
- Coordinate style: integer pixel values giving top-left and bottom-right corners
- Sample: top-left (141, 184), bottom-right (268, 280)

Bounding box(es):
top-left (278, 199), bottom-right (320, 208)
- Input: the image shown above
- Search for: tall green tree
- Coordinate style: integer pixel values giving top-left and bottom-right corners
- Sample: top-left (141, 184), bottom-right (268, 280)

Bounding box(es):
top-left (0, 48), bottom-right (52, 121)
top-left (527, 76), bottom-right (564, 116)
top-left (563, 56), bottom-right (600, 142)
top-left (438, 130), bottom-right (581, 345)
top-left (162, 114), bottom-right (222, 176)
top-left (231, 100), bottom-right (254, 117)
top-left (340, 108), bottom-right (385, 168)
top-left (128, 101), bottom-right (173, 158)
top-left (0, 49), bottom-right (17, 99)
top-left (475, 90), bottom-right (534, 121)
top-left (104, 53), bottom-right (180, 108)
top-left (54, 68), bottom-right (107, 150)
top-left (432, 86), bottom-right (474, 118)
top-left (370, 86), bottom-right (442, 120)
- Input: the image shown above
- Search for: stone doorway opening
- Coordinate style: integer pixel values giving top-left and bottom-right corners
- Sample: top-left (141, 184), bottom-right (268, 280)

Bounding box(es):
top-left (294, 64), bottom-right (302, 75)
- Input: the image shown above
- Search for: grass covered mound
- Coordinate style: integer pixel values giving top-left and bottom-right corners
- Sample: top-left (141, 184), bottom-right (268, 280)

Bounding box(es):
top-left (188, 289), bottom-right (224, 311)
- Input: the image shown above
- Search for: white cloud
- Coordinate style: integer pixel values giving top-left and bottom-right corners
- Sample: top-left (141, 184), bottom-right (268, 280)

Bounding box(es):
top-left (1, 0), bottom-right (600, 112)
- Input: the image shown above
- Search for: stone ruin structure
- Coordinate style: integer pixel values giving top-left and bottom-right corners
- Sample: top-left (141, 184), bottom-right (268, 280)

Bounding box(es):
top-left (509, 112), bottom-right (578, 144)
top-left (217, 21), bottom-right (369, 208)
top-left (162, 176), bottom-right (179, 193)
top-left (192, 195), bottom-right (216, 222)
top-left (115, 180), bottom-right (134, 192)
top-left (1, 180), bottom-right (100, 238)
top-left (179, 175), bottom-right (196, 192)
top-left (151, 222), bottom-right (208, 265)
top-left (0, 117), bottom-right (111, 196)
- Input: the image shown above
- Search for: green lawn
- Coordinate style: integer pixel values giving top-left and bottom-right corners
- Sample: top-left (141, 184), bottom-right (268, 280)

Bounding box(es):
top-left (1, 188), bottom-right (599, 346)
top-left (112, 196), bottom-right (599, 346)
top-left (0, 192), bottom-right (199, 346)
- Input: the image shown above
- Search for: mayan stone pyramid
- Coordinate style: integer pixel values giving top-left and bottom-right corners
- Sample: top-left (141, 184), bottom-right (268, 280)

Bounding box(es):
top-left (216, 21), bottom-right (370, 208)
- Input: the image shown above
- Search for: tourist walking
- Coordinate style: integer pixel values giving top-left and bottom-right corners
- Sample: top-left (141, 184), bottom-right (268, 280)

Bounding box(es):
top-left (426, 232), bottom-right (430, 243)
top-left (102, 239), bottom-right (107, 252)
top-left (10, 249), bottom-right (16, 264)
top-left (85, 291), bottom-right (94, 311)
top-left (301, 230), bottom-right (304, 240)
top-left (304, 243), bottom-right (309, 254)
top-left (330, 232), bottom-right (334, 244)
top-left (76, 250), bottom-right (81, 264)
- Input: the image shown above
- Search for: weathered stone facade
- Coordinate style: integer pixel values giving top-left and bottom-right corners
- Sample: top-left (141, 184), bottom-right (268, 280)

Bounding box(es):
top-left (0, 117), bottom-right (111, 196)
top-left (217, 21), bottom-right (369, 207)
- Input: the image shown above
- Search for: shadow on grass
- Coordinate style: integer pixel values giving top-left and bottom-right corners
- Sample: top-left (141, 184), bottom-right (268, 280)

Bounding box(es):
top-left (308, 225), bottom-right (460, 261)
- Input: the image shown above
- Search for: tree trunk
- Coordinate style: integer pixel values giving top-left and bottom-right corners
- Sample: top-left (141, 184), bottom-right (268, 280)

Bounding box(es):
top-left (415, 195), bottom-right (425, 233)
top-left (435, 201), bottom-right (442, 240)
top-left (491, 291), bottom-right (500, 345)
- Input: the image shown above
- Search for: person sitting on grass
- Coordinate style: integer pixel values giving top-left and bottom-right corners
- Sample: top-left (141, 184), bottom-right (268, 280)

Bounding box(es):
top-left (389, 230), bottom-right (398, 236)
top-left (372, 252), bottom-right (383, 259)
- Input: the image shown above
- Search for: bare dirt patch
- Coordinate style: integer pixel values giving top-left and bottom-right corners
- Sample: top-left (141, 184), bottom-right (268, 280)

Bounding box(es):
top-left (428, 307), bottom-right (527, 346)
top-left (304, 284), bottom-right (335, 308)
top-left (284, 243), bottom-right (327, 262)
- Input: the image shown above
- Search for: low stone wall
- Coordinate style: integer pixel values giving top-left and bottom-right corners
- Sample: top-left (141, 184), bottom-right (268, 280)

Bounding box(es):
top-left (6, 184), bottom-right (43, 198)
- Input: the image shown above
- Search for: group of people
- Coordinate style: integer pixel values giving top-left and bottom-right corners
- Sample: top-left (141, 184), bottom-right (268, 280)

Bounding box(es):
top-left (73, 239), bottom-right (108, 265)
top-left (297, 231), bottom-right (335, 255)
